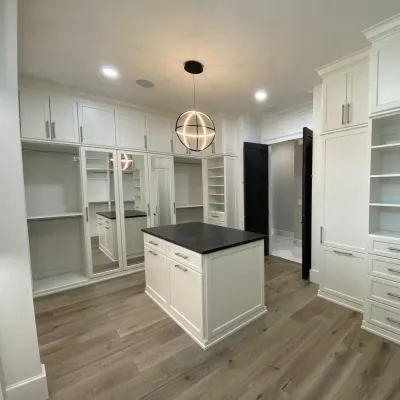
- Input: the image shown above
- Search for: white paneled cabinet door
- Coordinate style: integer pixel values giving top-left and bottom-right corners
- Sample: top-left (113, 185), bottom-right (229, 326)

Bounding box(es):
top-left (145, 247), bottom-right (169, 306)
top-left (323, 72), bottom-right (347, 132)
top-left (79, 103), bottom-right (116, 146)
top-left (147, 115), bottom-right (173, 153)
top-left (49, 95), bottom-right (79, 143)
top-left (346, 62), bottom-right (369, 128)
top-left (321, 129), bottom-right (369, 253)
top-left (169, 259), bottom-right (202, 334)
top-left (116, 108), bottom-right (147, 150)
top-left (19, 90), bottom-right (50, 140)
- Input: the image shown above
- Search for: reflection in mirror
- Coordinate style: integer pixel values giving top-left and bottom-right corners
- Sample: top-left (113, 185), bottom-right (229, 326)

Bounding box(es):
top-left (85, 150), bottom-right (120, 275)
top-left (120, 154), bottom-right (147, 268)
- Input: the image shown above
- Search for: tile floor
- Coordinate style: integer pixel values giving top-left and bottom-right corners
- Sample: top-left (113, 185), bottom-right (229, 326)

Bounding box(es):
top-left (270, 234), bottom-right (302, 263)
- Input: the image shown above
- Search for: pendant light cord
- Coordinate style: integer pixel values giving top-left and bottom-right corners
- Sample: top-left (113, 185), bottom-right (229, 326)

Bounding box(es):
top-left (193, 74), bottom-right (196, 110)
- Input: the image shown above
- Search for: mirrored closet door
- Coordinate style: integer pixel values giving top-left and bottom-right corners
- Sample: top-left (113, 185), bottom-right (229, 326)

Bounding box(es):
top-left (81, 148), bottom-right (123, 277)
top-left (116, 152), bottom-right (150, 270)
top-left (148, 154), bottom-right (176, 227)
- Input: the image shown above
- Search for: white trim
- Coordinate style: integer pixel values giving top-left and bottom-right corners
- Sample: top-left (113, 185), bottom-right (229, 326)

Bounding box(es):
top-left (363, 13), bottom-right (400, 42)
top-left (262, 131), bottom-right (302, 145)
top-left (361, 321), bottom-right (400, 345)
top-left (272, 229), bottom-right (294, 238)
top-left (5, 364), bottom-right (48, 400)
top-left (318, 290), bottom-right (363, 313)
top-left (310, 269), bottom-right (319, 284)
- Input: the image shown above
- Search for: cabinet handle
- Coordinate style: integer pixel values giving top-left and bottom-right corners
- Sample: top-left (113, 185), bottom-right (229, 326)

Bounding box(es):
top-left (388, 247), bottom-right (400, 252)
top-left (320, 226), bottom-right (323, 244)
top-left (175, 252), bottom-right (188, 260)
top-left (174, 264), bottom-right (188, 272)
top-left (144, 135), bottom-right (148, 149)
top-left (51, 121), bottom-right (56, 139)
top-left (212, 142), bottom-right (216, 154)
top-left (386, 317), bottom-right (400, 326)
top-left (347, 103), bottom-right (350, 124)
top-left (387, 292), bottom-right (400, 300)
top-left (79, 126), bottom-right (83, 142)
top-left (388, 268), bottom-right (400, 274)
top-left (170, 139), bottom-right (174, 153)
top-left (341, 105), bottom-right (345, 125)
top-left (333, 249), bottom-right (353, 256)
top-left (149, 250), bottom-right (158, 256)
top-left (173, 202), bottom-right (176, 214)
top-left (147, 203), bottom-right (150, 215)
top-left (85, 206), bottom-right (89, 222)
top-left (45, 121), bottom-right (50, 139)
top-left (149, 241), bottom-right (158, 246)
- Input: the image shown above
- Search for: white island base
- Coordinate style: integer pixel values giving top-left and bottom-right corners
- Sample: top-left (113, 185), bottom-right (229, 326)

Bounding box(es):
top-left (144, 232), bottom-right (267, 350)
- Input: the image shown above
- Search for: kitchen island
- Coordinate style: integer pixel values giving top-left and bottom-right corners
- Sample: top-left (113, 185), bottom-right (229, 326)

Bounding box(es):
top-left (142, 222), bottom-right (267, 349)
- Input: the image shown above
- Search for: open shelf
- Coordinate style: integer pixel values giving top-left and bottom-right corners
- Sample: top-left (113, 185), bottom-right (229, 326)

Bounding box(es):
top-left (208, 166), bottom-right (224, 170)
top-left (33, 272), bottom-right (89, 296)
top-left (370, 230), bottom-right (400, 239)
top-left (208, 185), bottom-right (224, 187)
top-left (27, 212), bottom-right (83, 221)
top-left (371, 174), bottom-right (400, 178)
top-left (372, 143), bottom-right (400, 151)
top-left (209, 201), bottom-right (225, 205)
top-left (176, 204), bottom-right (203, 209)
top-left (370, 203), bottom-right (400, 208)
top-left (209, 175), bottom-right (224, 178)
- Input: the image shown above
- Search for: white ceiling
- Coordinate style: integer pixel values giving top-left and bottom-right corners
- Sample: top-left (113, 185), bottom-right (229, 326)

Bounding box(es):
top-left (18, 0), bottom-right (400, 116)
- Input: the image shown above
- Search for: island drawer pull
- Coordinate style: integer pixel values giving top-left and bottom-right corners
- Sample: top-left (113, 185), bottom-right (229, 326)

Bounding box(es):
top-left (149, 250), bottom-right (158, 256)
top-left (387, 292), bottom-right (400, 300)
top-left (388, 268), bottom-right (400, 274)
top-left (386, 317), bottom-right (400, 326)
top-left (174, 264), bottom-right (188, 272)
top-left (149, 241), bottom-right (158, 246)
top-left (175, 252), bottom-right (188, 259)
top-left (388, 247), bottom-right (400, 252)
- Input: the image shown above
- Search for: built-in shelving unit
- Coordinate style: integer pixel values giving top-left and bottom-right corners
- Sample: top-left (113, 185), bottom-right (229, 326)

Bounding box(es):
top-left (207, 156), bottom-right (226, 217)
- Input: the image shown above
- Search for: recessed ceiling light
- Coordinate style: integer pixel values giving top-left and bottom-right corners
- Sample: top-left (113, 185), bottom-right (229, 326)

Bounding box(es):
top-left (101, 66), bottom-right (119, 79)
top-left (254, 89), bottom-right (268, 102)
top-left (136, 79), bottom-right (155, 88)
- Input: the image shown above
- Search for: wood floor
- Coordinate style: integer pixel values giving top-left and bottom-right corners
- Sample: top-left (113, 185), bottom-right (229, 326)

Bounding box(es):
top-left (34, 256), bottom-right (400, 400)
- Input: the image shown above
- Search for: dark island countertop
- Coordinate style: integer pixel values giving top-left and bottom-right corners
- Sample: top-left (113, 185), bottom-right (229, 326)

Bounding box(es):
top-left (142, 222), bottom-right (266, 254)
top-left (97, 210), bottom-right (147, 219)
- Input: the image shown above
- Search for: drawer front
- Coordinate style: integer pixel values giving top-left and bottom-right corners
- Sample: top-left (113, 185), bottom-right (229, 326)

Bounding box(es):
top-left (367, 276), bottom-right (400, 309)
top-left (208, 220), bottom-right (226, 227)
top-left (167, 243), bottom-right (201, 273)
top-left (365, 299), bottom-right (400, 336)
top-left (369, 236), bottom-right (400, 260)
top-left (208, 211), bottom-right (225, 222)
top-left (367, 254), bottom-right (400, 283)
top-left (144, 233), bottom-right (166, 253)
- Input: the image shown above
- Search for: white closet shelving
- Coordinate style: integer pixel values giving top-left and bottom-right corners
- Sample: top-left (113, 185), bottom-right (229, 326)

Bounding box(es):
top-left (174, 157), bottom-right (204, 224)
top-left (22, 142), bottom-right (88, 296)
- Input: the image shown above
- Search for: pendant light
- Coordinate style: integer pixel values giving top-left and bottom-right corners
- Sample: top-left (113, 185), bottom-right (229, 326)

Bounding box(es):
top-left (175, 61), bottom-right (216, 152)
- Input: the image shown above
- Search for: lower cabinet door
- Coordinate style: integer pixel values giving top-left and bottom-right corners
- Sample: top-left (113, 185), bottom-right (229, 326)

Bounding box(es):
top-left (145, 247), bottom-right (169, 306)
top-left (320, 246), bottom-right (365, 306)
top-left (169, 259), bottom-right (203, 335)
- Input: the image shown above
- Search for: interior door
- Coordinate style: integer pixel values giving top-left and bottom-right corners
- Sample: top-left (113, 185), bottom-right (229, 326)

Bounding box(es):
top-left (243, 142), bottom-right (269, 255)
top-left (148, 155), bottom-right (175, 227)
top-left (302, 127), bottom-right (313, 279)
top-left (49, 95), bottom-right (79, 143)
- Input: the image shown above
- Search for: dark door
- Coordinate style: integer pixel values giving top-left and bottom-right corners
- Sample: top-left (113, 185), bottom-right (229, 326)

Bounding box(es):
top-left (244, 142), bottom-right (269, 255)
top-left (302, 127), bottom-right (313, 279)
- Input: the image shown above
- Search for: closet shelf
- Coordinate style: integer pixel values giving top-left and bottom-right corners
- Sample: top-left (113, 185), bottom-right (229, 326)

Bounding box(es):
top-left (209, 201), bottom-right (225, 205)
top-left (208, 175), bottom-right (224, 178)
top-left (209, 193), bottom-right (225, 196)
top-left (27, 212), bottom-right (83, 221)
top-left (371, 143), bottom-right (400, 151)
top-left (208, 166), bottom-right (224, 170)
top-left (370, 174), bottom-right (400, 178)
top-left (33, 272), bottom-right (89, 296)
top-left (208, 185), bottom-right (224, 187)
top-left (370, 203), bottom-right (400, 208)
top-left (176, 204), bottom-right (203, 209)
top-left (370, 230), bottom-right (400, 239)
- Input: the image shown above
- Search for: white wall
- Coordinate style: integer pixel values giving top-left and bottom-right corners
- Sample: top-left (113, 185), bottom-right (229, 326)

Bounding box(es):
top-left (0, 0), bottom-right (49, 398)
top-left (270, 140), bottom-right (295, 235)
top-left (262, 102), bottom-right (313, 144)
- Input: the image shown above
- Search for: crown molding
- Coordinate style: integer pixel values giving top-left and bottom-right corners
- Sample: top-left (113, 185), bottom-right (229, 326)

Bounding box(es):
top-left (363, 13), bottom-right (400, 42)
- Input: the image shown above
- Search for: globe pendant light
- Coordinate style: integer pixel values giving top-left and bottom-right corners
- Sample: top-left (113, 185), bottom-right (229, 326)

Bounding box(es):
top-left (175, 61), bottom-right (216, 152)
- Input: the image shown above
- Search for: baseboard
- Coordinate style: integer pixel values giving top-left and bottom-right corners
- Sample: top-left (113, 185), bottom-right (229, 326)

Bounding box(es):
top-left (310, 269), bottom-right (319, 284)
top-left (361, 321), bottom-right (400, 346)
top-left (318, 290), bottom-right (363, 313)
top-left (272, 229), bottom-right (294, 238)
top-left (5, 364), bottom-right (48, 400)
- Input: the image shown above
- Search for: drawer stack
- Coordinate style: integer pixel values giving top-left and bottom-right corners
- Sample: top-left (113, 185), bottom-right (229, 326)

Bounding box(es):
top-left (363, 235), bottom-right (400, 345)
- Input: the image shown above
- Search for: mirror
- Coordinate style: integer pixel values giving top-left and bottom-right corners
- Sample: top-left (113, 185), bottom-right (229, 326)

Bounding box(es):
top-left (119, 153), bottom-right (148, 268)
top-left (85, 150), bottom-right (121, 275)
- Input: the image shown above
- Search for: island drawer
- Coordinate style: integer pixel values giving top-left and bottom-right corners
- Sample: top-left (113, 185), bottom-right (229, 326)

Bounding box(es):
top-left (366, 276), bottom-right (400, 309)
top-left (144, 233), bottom-right (166, 252)
top-left (364, 299), bottom-right (400, 336)
top-left (208, 211), bottom-right (225, 223)
top-left (167, 243), bottom-right (202, 273)
top-left (367, 254), bottom-right (400, 283)
top-left (368, 236), bottom-right (400, 261)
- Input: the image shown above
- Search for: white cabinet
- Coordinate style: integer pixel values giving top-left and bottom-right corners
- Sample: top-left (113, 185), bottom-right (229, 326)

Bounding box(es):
top-left (364, 16), bottom-right (400, 115)
top-left (115, 107), bottom-right (147, 150)
top-left (319, 247), bottom-right (365, 310)
top-left (169, 258), bottom-right (202, 333)
top-left (144, 246), bottom-right (169, 306)
top-left (206, 116), bottom-right (238, 155)
top-left (318, 51), bottom-right (369, 133)
top-left (49, 95), bottom-right (79, 143)
top-left (321, 128), bottom-right (369, 253)
top-left (79, 102), bottom-right (116, 146)
top-left (146, 115), bottom-right (173, 153)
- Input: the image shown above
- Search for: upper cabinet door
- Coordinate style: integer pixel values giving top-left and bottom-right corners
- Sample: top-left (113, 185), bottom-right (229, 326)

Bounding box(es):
top-left (49, 95), bottom-right (79, 143)
top-left (78, 103), bottom-right (116, 146)
top-left (146, 115), bottom-right (173, 153)
top-left (322, 72), bottom-right (347, 132)
top-left (370, 32), bottom-right (400, 115)
top-left (19, 90), bottom-right (50, 141)
top-left (346, 62), bottom-right (369, 128)
top-left (221, 119), bottom-right (238, 155)
top-left (115, 108), bottom-right (146, 150)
